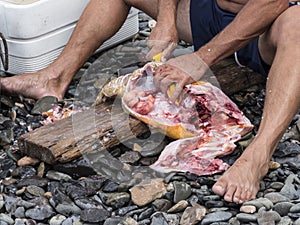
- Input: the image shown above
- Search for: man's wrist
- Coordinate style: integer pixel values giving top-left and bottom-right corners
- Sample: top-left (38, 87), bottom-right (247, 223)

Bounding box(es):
top-left (194, 45), bottom-right (217, 67)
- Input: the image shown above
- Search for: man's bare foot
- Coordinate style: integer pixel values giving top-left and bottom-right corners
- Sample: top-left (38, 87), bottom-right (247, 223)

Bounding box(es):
top-left (212, 142), bottom-right (270, 203)
top-left (0, 67), bottom-right (71, 101)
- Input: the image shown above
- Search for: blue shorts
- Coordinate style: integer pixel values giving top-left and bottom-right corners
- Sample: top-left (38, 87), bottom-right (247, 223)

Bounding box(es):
top-left (190, 0), bottom-right (299, 76)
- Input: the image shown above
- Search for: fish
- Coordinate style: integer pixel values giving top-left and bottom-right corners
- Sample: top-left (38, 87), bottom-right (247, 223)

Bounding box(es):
top-left (97, 62), bottom-right (253, 176)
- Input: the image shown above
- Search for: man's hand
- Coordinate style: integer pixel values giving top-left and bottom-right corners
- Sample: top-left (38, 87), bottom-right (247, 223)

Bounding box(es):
top-left (153, 53), bottom-right (209, 103)
top-left (146, 22), bottom-right (178, 62)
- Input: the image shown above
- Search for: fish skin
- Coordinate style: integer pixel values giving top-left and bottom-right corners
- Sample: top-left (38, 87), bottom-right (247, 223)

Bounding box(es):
top-left (100, 62), bottom-right (253, 176)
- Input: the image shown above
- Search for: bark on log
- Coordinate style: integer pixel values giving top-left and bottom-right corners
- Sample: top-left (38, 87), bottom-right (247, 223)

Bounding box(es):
top-left (18, 101), bottom-right (149, 164)
top-left (211, 58), bottom-right (266, 95)
top-left (18, 59), bottom-right (266, 164)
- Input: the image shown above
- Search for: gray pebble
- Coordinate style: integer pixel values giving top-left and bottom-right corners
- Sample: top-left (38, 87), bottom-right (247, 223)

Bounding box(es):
top-left (55, 203), bottom-right (81, 216)
top-left (49, 215), bottom-right (67, 225)
top-left (269, 182), bottom-right (284, 190)
top-left (26, 185), bottom-right (45, 197)
top-left (0, 213), bottom-right (14, 225)
top-left (274, 202), bottom-right (294, 216)
top-left (289, 202), bottom-right (300, 213)
top-left (294, 218), bottom-right (300, 225)
top-left (236, 213), bottom-right (257, 223)
top-left (103, 217), bottom-right (123, 225)
top-left (277, 216), bottom-right (293, 225)
top-left (257, 207), bottom-right (281, 225)
top-left (46, 171), bottom-right (72, 181)
top-left (173, 181), bottom-right (191, 203)
top-left (100, 192), bottom-right (130, 208)
top-left (243, 197), bottom-right (273, 210)
top-left (13, 206), bottom-right (25, 218)
top-left (152, 199), bottom-right (172, 212)
top-left (201, 211), bottom-right (233, 225)
top-left (25, 205), bottom-right (55, 220)
top-left (0, 194), bottom-right (4, 210)
top-left (80, 208), bottom-right (110, 223)
top-left (264, 192), bottom-right (290, 204)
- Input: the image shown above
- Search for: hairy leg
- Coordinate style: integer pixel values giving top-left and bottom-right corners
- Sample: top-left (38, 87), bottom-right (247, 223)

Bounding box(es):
top-left (212, 5), bottom-right (300, 203)
top-left (0, 0), bottom-right (192, 100)
top-left (0, 0), bottom-right (131, 100)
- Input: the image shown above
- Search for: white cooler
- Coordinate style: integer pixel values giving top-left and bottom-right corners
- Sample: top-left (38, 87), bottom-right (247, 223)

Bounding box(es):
top-left (0, 0), bottom-right (139, 74)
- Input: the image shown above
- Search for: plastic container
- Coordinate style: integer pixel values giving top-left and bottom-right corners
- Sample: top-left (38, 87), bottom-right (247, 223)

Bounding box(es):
top-left (0, 0), bottom-right (139, 74)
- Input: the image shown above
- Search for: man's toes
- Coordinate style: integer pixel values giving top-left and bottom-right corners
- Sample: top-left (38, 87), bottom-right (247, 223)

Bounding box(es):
top-left (212, 180), bottom-right (227, 196)
top-left (233, 188), bottom-right (242, 204)
top-left (224, 185), bottom-right (237, 202)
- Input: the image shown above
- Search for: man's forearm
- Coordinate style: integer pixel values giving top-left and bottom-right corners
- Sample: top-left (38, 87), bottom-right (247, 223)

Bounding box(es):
top-left (195, 0), bottom-right (289, 66)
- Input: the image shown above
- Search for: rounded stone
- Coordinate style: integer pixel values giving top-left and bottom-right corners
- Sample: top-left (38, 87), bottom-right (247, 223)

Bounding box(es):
top-left (80, 208), bottom-right (110, 223)
top-left (49, 215), bottom-right (67, 225)
top-left (274, 202), bottom-right (294, 216)
top-left (201, 211), bottom-right (233, 225)
top-left (240, 205), bottom-right (256, 214)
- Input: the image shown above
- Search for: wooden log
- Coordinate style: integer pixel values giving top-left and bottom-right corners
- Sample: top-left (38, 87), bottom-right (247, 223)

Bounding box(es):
top-left (210, 58), bottom-right (266, 95)
top-left (18, 100), bottom-right (149, 164)
top-left (18, 59), bottom-right (266, 164)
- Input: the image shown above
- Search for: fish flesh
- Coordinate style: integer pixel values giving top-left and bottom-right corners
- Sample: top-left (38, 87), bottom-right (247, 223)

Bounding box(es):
top-left (98, 62), bottom-right (253, 176)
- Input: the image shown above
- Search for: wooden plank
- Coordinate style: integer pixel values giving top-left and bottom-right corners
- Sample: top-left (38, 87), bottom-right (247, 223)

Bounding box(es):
top-left (18, 101), bottom-right (149, 164)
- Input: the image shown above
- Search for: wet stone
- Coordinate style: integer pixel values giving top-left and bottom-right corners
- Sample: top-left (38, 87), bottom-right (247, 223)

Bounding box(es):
top-left (26, 185), bottom-right (45, 197)
top-left (138, 207), bottom-right (154, 221)
top-left (16, 176), bottom-right (48, 188)
top-left (130, 178), bottom-right (167, 207)
top-left (49, 215), bottom-right (67, 225)
top-left (74, 198), bottom-right (103, 210)
top-left (55, 203), bottom-right (81, 217)
top-left (103, 217), bottom-right (123, 225)
top-left (119, 151), bottom-right (141, 164)
top-left (289, 202), bottom-right (300, 213)
top-left (264, 192), bottom-right (290, 204)
top-left (243, 197), bottom-right (273, 210)
top-left (277, 216), bottom-right (293, 225)
top-left (205, 200), bottom-right (224, 208)
top-left (65, 183), bottom-right (96, 199)
top-left (173, 181), bottom-right (191, 203)
top-left (46, 171), bottom-right (72, 181)
top-left (295, 218), bottom-right (300, 225)
top-left (150, 212), bottom-right (168, 225)
top-left (257, 207), bottom-right (281, 225)
top-left (201, 211), bottom-right (233, 225)
top-left (31, 96), bottom-right (58, 115)
top-left (269, 182), bottom-right (284, 190)
top-left (280, 174), bottom-right (300, 200)
top-left (13, 206), bottom-right (25, 218)
top-left (167, 200), bottom-right (189, 213)
top-left (0, 194), bottom-right (4, 210)
top-left (180, 202), bottom-right (207, 225)
top-left (80, 208), bottom-right (110, 223)
top-left (0, 213), bottom-right (14, 225)
top-left (12, 166), bottom-right (36, 179)
top-left (274, 202), bottom-right (294, 216)
top-left (240, 205), bottom-right (256, 214)
top-left (152, 199), bottom-right (172, 212)
top-left (237, 213), bottom-right (259, 224)
top-left (115, 205), bottom-right (139, 216)
top-left (25, 205), bottom-right (55, 221)
top-left (273, 142), bottom-right (300, 158)
top-left (100, 192), bottom-right (130, 209)
top-left (102, 181), bottom-right (120, 192)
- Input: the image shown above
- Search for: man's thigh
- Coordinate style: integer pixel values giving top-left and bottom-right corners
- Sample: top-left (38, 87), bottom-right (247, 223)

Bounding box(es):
top-left (258, 4), bottom-right (300, 66)
top-left (126, 0), bottom-right (193, 44)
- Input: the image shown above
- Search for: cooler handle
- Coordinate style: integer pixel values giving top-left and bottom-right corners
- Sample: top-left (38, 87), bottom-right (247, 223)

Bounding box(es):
top-left (0, 32), bottom-right (8, 71)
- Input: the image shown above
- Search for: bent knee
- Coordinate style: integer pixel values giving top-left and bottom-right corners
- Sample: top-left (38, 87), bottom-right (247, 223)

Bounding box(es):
top-left (272, 6), bottom-right (300, 44)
